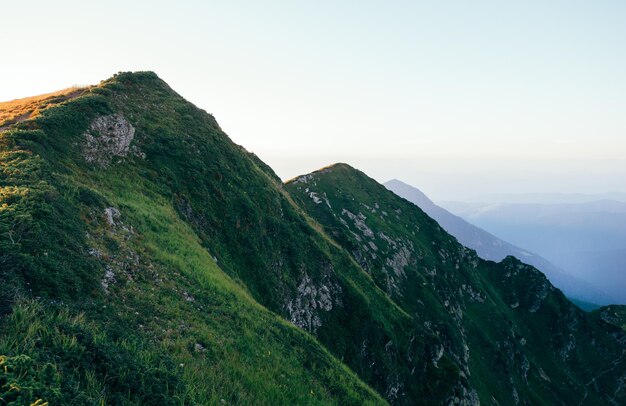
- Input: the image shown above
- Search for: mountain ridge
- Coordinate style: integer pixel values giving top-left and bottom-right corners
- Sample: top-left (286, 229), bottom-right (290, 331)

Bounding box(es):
top-left (286, 163), bottom-right (626, 404)
top-left (0, 72), bottom-right (385, 404)
top-left (384, 179), bottom-right (615, 306)
top-left (1, 71), bottom-right (625, 404)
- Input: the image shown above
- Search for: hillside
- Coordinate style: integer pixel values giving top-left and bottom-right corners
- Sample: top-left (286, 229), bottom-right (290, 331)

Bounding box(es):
top-left (384, 179), bottom-right (612, 307)
top-left (1, 72), bottom-right (625, 405)
top-left (0, 72), bottom-right (384, 404)
top-left (286, 164), bottom-right (626, 405)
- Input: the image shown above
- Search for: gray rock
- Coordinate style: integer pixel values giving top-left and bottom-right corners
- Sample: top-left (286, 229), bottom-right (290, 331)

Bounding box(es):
top-left (83, 114), bottom-right (140, 168)
top-left (101, 266), bottom-right (116, 292)
top-left (104, 207), bottom-right (121, 227)
top-left (285, 271), bottom-right (341, 333)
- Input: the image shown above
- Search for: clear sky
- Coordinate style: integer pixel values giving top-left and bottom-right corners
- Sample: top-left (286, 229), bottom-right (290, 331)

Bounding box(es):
top-left (2, 1), bottom-right (625, 200)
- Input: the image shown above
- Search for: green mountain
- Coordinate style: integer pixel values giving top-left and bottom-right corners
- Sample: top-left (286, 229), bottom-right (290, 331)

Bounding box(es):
top-left (285, 164), bottom-right (626, 405)
top-left (0, 72), bottom-right (382, 405)
top-left (1, 72), bottom-right (624, 405)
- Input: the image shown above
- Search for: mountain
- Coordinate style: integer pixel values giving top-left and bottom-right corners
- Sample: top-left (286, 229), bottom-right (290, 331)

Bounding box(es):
top-left (384, 179), bottom-right (613, 306)
top-left (286, 164), bottom-right (626, 404)
top-left (0, 72), bottom-right (383, 404)
top-left (440, 200), bottom-right (626, 304)
top-left (451, 192), bottom-right (626, 205)
top-left (1, 72), bottom-right (625, 405)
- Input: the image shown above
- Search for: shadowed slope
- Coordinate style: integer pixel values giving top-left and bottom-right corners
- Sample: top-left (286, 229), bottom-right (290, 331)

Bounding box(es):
top-left (286, 163), bottom-right (626, 405)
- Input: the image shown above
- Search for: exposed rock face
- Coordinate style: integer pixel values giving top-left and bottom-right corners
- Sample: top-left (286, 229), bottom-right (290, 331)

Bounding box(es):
top-left (104, 207), bottom-right (121, 227)
top-left (101, 266), bottom-right (116, 292)
top-left (285, 271), bottom-right (342, 333)
top-left (596, 305), bottom-right (626, 331)
top-left (341, 209), bottom-right (374, 238)
top-left (448, 386), bottom-right (480, 406)
top-left (431, 344), bottom-right (445, 368)
top-left (83, 114), bottom-right (139, 167)
top-left (94, 206), bottom-right (141, 294)
top-left (384, 245), bottom-right (411, 294)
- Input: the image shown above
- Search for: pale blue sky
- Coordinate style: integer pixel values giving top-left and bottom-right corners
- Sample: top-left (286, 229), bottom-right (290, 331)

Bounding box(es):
top-left (2, 1), bottom-right (625, 200)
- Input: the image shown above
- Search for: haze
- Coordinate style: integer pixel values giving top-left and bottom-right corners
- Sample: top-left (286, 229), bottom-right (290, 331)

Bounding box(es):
top-left (2, 1), bottom-right (625, 201)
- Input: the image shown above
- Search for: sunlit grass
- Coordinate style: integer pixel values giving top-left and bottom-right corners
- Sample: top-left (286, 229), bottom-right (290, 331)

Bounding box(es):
top-left (79, 169), bottom-right (384, 404)
top-left (0, 87), bottom-right (87, 130)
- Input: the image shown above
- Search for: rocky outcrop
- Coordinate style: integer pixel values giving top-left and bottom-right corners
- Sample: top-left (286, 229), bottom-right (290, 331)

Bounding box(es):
top-left (285, 271), bottom-right (342, 333)
top-left (83, 114), bottom-right (142, 167)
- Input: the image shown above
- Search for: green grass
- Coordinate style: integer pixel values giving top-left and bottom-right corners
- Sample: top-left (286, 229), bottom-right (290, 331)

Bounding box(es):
top-left (81, 170), bottom-right (384, 404)
top-left (0, 167), bottom-right (384, 404)
top-left (1, 72), bottom-right (385, 405)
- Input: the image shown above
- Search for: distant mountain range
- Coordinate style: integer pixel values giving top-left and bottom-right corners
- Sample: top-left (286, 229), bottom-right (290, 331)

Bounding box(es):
top-left (440, 198), bottom-right (626, 304)
top-left (385, 179), bottom-right (616, 306)
top-left (452, 192), bottom-right (626, 205)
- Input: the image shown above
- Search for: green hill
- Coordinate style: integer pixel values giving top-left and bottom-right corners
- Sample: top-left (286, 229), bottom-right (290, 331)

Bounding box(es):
top-left (1, 72), bottom-right (624, 405)
top-left (285, 163), bottom-right (626, 405)
top-left (0, 72), bottom-right (383, 404)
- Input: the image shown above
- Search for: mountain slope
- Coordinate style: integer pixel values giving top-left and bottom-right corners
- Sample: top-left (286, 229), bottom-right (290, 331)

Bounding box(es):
top-left (2, 72), bottom-right (507, 405)
top-left (384, 179), bottom-right (613, 306)
top-left (0, 72), bottom-right (384, 404)
top-left (286, 164), bottom-right (626, 405)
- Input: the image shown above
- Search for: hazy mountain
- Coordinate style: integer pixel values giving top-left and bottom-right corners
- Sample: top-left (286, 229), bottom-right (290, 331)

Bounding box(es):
top-left (1, 72), bottom-right (625, 405)
top-left (384, 179), bottom-right (614, 306)
top-left (452, 192), bottom-right (626, 205)
top-left (440, 200), bottom-right (626, 304)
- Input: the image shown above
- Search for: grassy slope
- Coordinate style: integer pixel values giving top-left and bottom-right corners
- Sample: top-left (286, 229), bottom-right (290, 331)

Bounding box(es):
top-left (0, 73), bottom-right (383, 404)
top-left (83, 73), bottom-right (451, 404)
top-left (285, 163), bottom-right (626, 405)
top-left (0, 87), bottom-right (87, 130)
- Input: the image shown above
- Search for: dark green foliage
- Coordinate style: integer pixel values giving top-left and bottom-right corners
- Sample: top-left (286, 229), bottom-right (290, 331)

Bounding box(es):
top-left (0, 137), bottom-right (99, 301)
top-left (0, 301), bottom-right (183, 405)
top-left (1, 354), bottom-right (62, 405)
